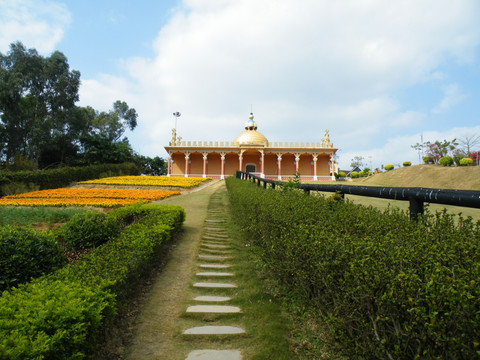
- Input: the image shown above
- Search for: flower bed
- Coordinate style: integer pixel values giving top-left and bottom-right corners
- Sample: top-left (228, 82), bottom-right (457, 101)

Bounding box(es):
top-left (0, 188), bottom-right (180, 207)
top-left (78, 175), bottom-right (211, 188)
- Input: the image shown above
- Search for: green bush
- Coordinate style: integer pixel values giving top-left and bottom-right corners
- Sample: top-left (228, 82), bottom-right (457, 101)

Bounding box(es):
top-left (460, 157), bottom-right (474, 166)
top-left (0, 279), bottom-right (115, 359)
top-left (0, 203), bottom-right (185, 359)
top-left (359, 169), bottom-right (371, 177)
top-left (403, 161), bottom-right (411, 167)
top-left (60, 211), bottom-right (121, 251)
top-left (226, 177), bottom-right (480, 359)
top-left (0, 162), bottom-right (139, 197)
top-left (439, 156), bottom-right (453, 166)
top-left (384, 163), bottom-right (394, 171)
top-left (338, 171), bottom-right (346, 178)
top-left (0, 226), bottom-right (65, 292)
top-left (350, 171), bottom-right (359, 178)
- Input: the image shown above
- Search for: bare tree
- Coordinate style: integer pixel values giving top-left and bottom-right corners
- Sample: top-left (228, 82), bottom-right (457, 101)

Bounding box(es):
top-left (457, 134), bottom-right (480, 157)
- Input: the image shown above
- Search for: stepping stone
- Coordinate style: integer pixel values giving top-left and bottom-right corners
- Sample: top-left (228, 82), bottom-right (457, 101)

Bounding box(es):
top-left (193, 282), bottom-right (237, 288)
top-left (204, 233), bottom-right (228, 238)
top-left (186, 305), bottom-right (242, 314)
top-left (204, 227), bottom-right (227, 232)
top-left (194, 295), bottom-right (231, 302)
top-left (196, 272), bottom-right (234, 277)
top-left (202, 244), bottom-right (230, 249)
top-left (200, 248), bottom-right (230, 255)
top-left (203, 235), bottom-right (229, 240)
top-left (199, 264), bottom-right (231, 269)
top-left (198, 255), bottom-right (230, 261)
top-left (183, 325), bottom-right (245, 335)
top-left (205, 219), bottom-right (225, 223)
top-left (186, 349), bottom-right (242, 360)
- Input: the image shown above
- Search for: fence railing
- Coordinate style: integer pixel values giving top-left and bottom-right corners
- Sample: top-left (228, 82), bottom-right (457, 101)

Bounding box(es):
top-left (235, 171), bottom-right (480, 221)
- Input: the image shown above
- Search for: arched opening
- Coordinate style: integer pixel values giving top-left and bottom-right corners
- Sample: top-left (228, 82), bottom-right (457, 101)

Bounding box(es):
top-left (245, 163), bottom-right (256, 173)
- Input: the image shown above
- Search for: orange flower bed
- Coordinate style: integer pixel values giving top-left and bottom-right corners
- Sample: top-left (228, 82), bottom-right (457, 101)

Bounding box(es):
top-left (0, 188), bottom-right (180, 207)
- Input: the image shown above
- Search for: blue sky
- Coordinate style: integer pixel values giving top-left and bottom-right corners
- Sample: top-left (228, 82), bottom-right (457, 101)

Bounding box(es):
top-left (1, 0), bottom-right (480, 169)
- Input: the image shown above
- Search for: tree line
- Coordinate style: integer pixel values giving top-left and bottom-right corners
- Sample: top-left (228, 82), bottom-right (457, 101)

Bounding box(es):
top-left (0, 42), bottom-right (165, 174)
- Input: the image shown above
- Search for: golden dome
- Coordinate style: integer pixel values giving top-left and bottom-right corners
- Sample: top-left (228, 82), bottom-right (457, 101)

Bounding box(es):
top-left (233, 113), bottom-right (268, 146)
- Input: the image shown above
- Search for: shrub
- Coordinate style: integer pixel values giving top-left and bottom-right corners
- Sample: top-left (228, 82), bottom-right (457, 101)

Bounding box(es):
top-left (0, 203), bottom-right (185, 359)
top-left (350, 171), bottom-right (359, 178)
top-left (0, 162), bottom-right (139, 197)
top-left (226, 177), bottom-right (480, 359)
top-left (384, 164), bottom-right (394, 171)
top-left (60, 211), bottom-right (121, 251)
top-left (460, 157), bottom-right (474, 166)
top-left (359, 169), bottom-right (371, 177)
top-left (439, 156), bottom-right (453, 166)
top-left (338, 171), bottom-right (346, 178)
top-left (402, 161), bottom-right (411, 167)
top-left (423, 156), bottom-right (435, 164)
top-left (0, 226), bottom-right (65, 292)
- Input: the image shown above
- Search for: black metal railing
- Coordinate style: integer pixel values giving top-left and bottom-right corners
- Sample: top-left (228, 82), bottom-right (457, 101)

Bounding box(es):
top-left (235, 171), bottom-right (480, 221)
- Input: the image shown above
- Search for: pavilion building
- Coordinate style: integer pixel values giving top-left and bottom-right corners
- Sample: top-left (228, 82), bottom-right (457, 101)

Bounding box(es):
top-left (165, 113), bottom-right (338, 181)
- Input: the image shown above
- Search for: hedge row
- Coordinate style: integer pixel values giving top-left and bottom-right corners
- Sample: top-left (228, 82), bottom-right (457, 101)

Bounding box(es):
top-left (0, 162), bottom-right (140, 197)
top-left (0, 203), bottom-right (185, 359)
top-left (226, 177), bottom-right (480, 359)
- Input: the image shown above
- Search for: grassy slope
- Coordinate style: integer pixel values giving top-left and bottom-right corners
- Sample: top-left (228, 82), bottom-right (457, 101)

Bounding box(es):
top-left (351, 164), bottom-right (480, 190)
top-left (324, 165), bottom-right (480, 220)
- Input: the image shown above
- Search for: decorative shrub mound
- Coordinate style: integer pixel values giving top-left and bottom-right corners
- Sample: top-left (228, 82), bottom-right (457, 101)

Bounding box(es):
top-left (384, 163), bottom-right (394, 170)
top-left (460, 157), bottom-right (474, 166)
top-left (226, 177), bottom-right (480, 359)
top-left (350, 171), bottom-right (359, 178)
top-left (0, 226), bottom-right (65, 292)
top-left (337, 171), bottom-right (346, 178)
top-left (60, 211), bottom-right (121, 251)
top-left (403, 161), bottom-right (411, 166)
top-left (0, 203), bottom-right (185, 359)
top-left (439, 156), bottom-right (453, 166)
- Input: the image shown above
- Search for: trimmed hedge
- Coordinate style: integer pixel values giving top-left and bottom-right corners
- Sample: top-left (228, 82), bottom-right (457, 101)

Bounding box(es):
top-left (0, 203), bottom-right (185, 359)
top-left (226, 177), bottom-right (480, 359)
top-left (0, 162), bottom-right (139, 197)
top-left (60, 211), bottom-right (121, 251)
top-left (0, 227), bottom-right (65, 292)
top-left (439, 156), bottom-right (453, 166)
top-left (384, 163), bottom-right (394, 170)
top-left (460, 157), bottom-right (474, 166)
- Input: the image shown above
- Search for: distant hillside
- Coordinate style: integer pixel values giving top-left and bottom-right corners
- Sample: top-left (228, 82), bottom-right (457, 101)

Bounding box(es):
top-left (352, 165), bottom-right (480, 190)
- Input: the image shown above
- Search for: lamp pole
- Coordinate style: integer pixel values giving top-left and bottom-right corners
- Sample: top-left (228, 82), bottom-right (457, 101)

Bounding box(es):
top-left (173, 112), bottom-right (181, 131)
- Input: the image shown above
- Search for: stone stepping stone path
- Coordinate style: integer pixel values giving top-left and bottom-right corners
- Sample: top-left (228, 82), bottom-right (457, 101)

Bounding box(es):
top-left (196, 272), bottom-right (234, 277)
top-left (199, 263), bottom-right (231, 269)
top-left (193, 282), bottom-right (237, 289)
top-left (185, 349), bottom-right (242, 360)
top-left (183, 192), bottom-right (244, 359)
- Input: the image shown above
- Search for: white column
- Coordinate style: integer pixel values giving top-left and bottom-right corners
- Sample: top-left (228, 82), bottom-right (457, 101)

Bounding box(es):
top-left (220, 155), bottom-right (225, 180)
top-left (277, 154), bottom-right (282, 180)
top-left (202, 155), bottom-right (208, 178)
top-left (184, 155), bottom-right (190, 177)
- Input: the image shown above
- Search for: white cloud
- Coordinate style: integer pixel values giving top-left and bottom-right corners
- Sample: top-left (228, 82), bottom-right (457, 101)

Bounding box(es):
top-left (432, 83), bottom-right (466, 114)
top-left (0, 0), bottom-right (70, 54)
top-left (74, 0), bottom-right (480, 161)
top-left (339, 125), bottom-right (480, 170)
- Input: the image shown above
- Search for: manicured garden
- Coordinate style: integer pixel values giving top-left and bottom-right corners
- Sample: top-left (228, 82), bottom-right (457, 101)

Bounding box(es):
top-left (0, 203), bottom-right (185, 359)
top-left (0, 188), bottom-right (180, 207)
top-left (226, 177), bottom-right (480, 359)
top-left (79, 175), bottom-right (212, 188)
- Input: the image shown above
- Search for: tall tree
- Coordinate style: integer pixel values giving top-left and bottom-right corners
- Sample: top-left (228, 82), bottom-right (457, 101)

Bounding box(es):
top-left (457, 133), bottom-right (480, 157)
top-left (0, 42), bottom-right (80, 165)
top-left (89, 100), bottom-right (137, 141)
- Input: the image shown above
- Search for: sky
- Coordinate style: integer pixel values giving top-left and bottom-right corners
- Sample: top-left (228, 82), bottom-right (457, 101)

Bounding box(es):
top-left (1, 0), bottom-right (480, 170)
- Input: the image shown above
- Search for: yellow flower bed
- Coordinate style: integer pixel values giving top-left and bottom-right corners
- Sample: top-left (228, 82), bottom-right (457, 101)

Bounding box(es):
top-left (78, 176), bottom-right (211, 188)
top-left (0, 188), bottom-right (180, 207)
